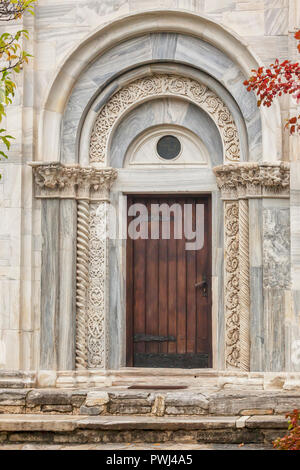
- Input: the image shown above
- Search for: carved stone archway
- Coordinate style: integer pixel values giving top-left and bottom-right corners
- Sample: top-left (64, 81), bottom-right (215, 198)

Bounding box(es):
top-left (89, 74), bottom-right (241, 164)
top-left (30, 73), bottom-right (290, 373)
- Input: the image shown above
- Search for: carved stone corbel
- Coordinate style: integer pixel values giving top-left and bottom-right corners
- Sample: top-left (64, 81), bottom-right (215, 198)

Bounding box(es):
top-left (29, 162), bottom-right (117, 201)
top-left (214, 162), bottom-right (290, 200)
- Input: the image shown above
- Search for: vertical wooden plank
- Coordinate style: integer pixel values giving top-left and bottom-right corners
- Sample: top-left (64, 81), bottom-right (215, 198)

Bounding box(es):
top-left (133, 234), bottom-right (146, 355)
top-left (186, 198), bottom-right (197, 353)
top-left (196, 196), bottom-right (208, 354)
top-left (126, 196), bottom-right (134, 366)
top-left (146, 198), bottom-right (159, 353)
top-left (168, 197), bottom-right (177, 354)
top-left (207, 195), bottom-right (213, 367)
top-left (196, 196), bottom-right (212, 363)
top-left (159, 218), bottom-right (168, 353)
top-left (177, 197), bottom-right (187, 354)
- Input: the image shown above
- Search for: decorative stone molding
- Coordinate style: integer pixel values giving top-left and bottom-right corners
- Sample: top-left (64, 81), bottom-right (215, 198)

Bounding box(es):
top-left (90, 74), bottom-right (241, 164)
top-left (214, 162), bottom-right (290, 200)
top-left (75, 200), bottom-right (90, 369)
top-left (29, 162), bottom-right (117, 201)
top-left (238, 199), bottom-right (250, 371)
top-left (215, 162), bottom-right (290, 371)
top-left (87, 203), bottom-right (108, 369)
top-left (224, 199), bottom-right (250, 371)
top-left (224, 202), bottom-right (240, 369)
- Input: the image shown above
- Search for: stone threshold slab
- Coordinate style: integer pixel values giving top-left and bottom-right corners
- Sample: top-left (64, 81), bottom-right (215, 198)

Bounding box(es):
top-left (1, 370), bottom-right (300, 392)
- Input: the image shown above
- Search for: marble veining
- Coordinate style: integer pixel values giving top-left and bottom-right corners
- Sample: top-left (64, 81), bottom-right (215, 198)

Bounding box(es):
top-left (263, 208), bottom-right (290, 289)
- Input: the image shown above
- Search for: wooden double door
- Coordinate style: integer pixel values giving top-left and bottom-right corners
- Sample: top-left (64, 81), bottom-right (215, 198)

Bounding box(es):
top-left (126, 195), bottom-right (212, 368)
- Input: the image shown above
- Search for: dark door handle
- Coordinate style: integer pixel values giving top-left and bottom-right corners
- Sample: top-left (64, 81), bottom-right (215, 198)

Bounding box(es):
top-left (195, 276), bottom-right (208, 296)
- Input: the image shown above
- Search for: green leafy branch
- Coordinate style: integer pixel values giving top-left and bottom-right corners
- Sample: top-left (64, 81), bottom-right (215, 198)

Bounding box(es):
top-left (0, 1), bottom-right (35, 21)
top-left (0, 0), bottom-right (36, 177)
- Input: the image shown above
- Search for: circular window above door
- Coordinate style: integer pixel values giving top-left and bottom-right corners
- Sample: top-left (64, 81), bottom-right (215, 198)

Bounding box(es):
top-left (156, 135), bottom-right (182, 160)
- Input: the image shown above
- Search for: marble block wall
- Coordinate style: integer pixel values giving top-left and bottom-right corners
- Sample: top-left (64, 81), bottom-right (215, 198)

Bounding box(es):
top-left (0, 0), bottom-right (299, 372)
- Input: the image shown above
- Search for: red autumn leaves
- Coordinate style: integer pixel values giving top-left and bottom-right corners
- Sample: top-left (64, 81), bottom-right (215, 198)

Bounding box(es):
top-left (273, 409), bottom-right (300, 450)
top-left (244, 30), bottom-right (300, 135)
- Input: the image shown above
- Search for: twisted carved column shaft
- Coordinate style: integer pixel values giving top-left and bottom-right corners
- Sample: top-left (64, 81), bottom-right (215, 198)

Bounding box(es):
top-left (238, 199), bottom-right (250, 371)
top-left (75, 200), bottom-right (90, 369)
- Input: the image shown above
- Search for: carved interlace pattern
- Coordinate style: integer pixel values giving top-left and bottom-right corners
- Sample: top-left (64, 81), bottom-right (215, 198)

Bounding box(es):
top-left (87, 203), bottom-right (108, 368)
top-left (90, 74), bottom-right (240, 163)
top-left (224, 202), bottom-right (240, 369)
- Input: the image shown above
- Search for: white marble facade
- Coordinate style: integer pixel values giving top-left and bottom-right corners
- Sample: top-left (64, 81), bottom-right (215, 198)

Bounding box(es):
top-left (0, 0), bottom-right (300, 385)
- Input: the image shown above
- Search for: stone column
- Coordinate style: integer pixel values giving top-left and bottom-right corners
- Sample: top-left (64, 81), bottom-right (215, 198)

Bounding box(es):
top-left (30, 163), bottom-right (117, 372)
top-left (214, 162), bottom-right (290, 372)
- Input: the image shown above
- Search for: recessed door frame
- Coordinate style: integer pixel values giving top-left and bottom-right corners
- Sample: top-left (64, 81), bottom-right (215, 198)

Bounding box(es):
top-left (125, 192), bottom-right (213, 369)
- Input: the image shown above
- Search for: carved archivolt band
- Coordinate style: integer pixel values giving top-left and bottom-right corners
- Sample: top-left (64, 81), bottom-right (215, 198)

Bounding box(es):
top-left (90, 74), bottom-right (240, 164)
top-left (75, 200), bottom-right (90, 369)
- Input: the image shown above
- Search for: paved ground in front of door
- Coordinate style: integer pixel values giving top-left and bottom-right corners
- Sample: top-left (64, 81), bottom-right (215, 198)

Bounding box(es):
top-left (0, 442), bottom-right (273, 450)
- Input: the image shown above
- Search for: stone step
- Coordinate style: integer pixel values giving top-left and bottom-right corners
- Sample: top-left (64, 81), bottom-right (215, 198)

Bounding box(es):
top-left (1, 387), bottom-right (300, 417)
top-left (0, 414), bottom-right (288, 445)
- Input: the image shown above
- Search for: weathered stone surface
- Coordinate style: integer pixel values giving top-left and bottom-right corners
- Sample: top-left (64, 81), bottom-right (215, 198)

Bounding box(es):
top-left (107, 404), bottom-right (152, 415)
top-left (235, 416), bottom-right (249, 429)
top-left (70, 393), bottom-right (87, 407)
top-left (0, 406), bottom-right (25, 414)
top-left (8, 432), bottom-right (54, 443)
top-left (0, 414), bottom-right (290, 445)
top-left (109, 398), bottom-right (152, 406)
top-left (26, 390), bottom-right (73, 406)
top-left (0, 415), bottom-right (78, 432)
top-left (41, 405), bottom-right (73, 413)
top-left (80, 406), bottom-right (103, 416)
top-left (196, 429), bottom-right (263, 444)
top-left (37, 372), bottom-right (57, 388)
top-left (85, 392), bottom-right (109, 407)
top-left (274, 398), bottom-right (300, 414)
top-left (164, 392), bottom-right (209, 409)
top-left (240, 409), bottom-right (274, 416)
top-left (165, 406), bottom-right (208, 415)
top-left (262, 429), bottom-right (287, 443)
top-left (209, 392), bottom-right (300, 415)
top-left (246, 415), bottom-right (288, 429)
top-left (75, 416), bottom-right (238, 431)
top-left (108, 391), bottom-right (151, 400)
top-left (0, 389), bottom-right (28, 406)
top-left (152, 395), bottom-right (165, 417)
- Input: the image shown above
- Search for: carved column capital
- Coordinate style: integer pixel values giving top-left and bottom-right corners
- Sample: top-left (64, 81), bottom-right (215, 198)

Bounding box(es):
top-left (213, 162), bottom-right (290, 200)
top-left (29, 162), bottom-right (117, 201)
